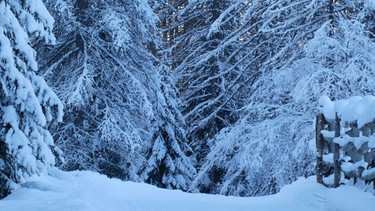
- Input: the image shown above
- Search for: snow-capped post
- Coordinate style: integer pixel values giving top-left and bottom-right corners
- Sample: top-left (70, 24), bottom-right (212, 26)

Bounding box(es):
top-left (316, 113), bottom-right (326, 184)
top-left (333, 113), bottom-right (341, 188)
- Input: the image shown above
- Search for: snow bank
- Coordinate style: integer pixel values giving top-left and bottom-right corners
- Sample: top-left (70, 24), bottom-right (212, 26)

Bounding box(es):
top-left (319, 95), bottom-right (375, 127)
top-left (0, 168), bottom-right (374, 211)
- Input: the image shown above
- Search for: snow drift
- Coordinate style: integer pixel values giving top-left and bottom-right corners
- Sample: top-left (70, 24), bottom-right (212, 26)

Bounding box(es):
top-left (0, 168), bottom-right (374, 211)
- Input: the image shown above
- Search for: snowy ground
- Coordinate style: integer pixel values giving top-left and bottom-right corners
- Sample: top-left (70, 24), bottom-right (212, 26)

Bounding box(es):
top-left (0, 168), bottom-right (374, 211)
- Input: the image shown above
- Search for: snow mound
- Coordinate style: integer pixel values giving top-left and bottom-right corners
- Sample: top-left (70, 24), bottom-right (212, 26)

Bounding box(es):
top-left (0, 169), bottom-right (374, 211)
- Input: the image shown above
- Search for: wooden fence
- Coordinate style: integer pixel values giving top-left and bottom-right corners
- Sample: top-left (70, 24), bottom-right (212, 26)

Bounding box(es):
top-left (316, 113), bottom-right (375, 188)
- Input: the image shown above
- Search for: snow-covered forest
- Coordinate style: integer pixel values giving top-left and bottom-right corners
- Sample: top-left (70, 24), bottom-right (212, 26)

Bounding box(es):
top-left (2, 0), bottom-right (375, 203)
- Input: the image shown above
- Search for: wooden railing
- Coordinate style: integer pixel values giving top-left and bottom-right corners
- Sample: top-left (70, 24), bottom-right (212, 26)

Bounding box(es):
top-left (316, 113), bottom-right (375, 188)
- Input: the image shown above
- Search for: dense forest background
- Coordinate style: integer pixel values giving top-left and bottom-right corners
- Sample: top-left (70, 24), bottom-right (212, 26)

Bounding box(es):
top-left (1, 0), bottom-right (375, 198)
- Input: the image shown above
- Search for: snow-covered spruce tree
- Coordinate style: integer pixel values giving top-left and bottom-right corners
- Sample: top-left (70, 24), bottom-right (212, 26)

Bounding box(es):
top-left (195, 0), bottom-right (375, 196)
top-left (141, 65), bottom-right (196, 191)
top-left (172, 0), bottom-right (243, 164)
top-left (37, 0), bottom-right (158, 180)
top-left (0, 0), bottom-right (63, 198)
top-left (38, 0), bottom-right (195, 188)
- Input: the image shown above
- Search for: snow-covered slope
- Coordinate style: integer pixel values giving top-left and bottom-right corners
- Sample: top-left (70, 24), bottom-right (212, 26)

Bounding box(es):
top-left (0, 168), bottom-right (374, 211)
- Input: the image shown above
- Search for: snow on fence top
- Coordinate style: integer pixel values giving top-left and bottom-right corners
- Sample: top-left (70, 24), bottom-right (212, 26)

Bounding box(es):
top-left (316, 95), bottom-right (375, 188)
top-left (319, 95), bottom-right (375, 127)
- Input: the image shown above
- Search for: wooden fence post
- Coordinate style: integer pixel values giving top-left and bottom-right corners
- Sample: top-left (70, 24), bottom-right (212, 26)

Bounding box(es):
top-left (333, 113), bottom-right (341, 187)
top-left (316, 113), bottom-right (325, 184)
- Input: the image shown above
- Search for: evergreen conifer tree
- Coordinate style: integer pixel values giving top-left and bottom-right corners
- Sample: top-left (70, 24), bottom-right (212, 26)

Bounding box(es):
top-left (0, 0), bottom-right (63, 198)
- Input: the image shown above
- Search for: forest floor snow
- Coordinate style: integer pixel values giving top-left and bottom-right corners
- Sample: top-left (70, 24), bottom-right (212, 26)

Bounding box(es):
top-left (0, 168), bottom-right (374, 211)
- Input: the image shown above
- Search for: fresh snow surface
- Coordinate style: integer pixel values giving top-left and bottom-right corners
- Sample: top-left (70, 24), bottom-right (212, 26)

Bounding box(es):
top-left (0, 168), bottom-right (374, 211)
